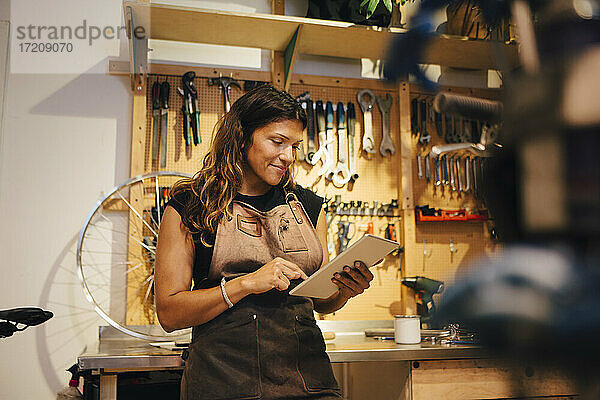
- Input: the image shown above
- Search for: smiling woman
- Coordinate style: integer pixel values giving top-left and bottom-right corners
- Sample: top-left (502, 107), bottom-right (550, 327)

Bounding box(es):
top-left (155, 85), bottom-right (373, 400)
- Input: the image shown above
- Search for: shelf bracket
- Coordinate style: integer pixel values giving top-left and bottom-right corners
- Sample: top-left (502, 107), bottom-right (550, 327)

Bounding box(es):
top-left (124, 4), bottom-right (149, 92)
top-left (283, 24), bottom-right (303, 91)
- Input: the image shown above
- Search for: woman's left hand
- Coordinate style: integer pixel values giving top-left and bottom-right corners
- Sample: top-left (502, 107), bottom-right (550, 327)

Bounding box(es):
top-left (331, 260), bottom-right (374, 300)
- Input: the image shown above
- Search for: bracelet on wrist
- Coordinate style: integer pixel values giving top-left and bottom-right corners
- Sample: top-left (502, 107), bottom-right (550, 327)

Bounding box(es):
top-left (220, 277), bottom-right (234, 308)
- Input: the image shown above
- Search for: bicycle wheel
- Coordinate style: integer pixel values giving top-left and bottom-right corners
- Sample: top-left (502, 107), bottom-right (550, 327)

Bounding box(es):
top-left (76, 171), bottom-right (192, 341)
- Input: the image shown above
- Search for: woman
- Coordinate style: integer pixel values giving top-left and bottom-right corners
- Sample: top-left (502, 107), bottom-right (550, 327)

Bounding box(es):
top-left (155, 85), bottom-right (374, 400)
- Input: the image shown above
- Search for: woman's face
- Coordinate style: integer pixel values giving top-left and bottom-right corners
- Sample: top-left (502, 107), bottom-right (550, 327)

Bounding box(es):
top-left (244, 119), bottom-right (303, 189)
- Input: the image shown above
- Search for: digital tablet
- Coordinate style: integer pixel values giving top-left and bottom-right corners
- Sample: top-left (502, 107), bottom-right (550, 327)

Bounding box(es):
top-left (289, 234), bottom-right (400, 299)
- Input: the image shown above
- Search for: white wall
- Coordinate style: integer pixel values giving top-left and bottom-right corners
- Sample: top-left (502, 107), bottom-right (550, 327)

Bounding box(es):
top-left (0, 1), bottom-right (494, 398)
top-left (0, 0), bottom-right (131, 398)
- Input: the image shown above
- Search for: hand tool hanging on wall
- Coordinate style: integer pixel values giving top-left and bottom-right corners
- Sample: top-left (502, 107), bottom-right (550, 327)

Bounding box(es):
top-left (417, 153), bottom-right (423, 179)
top-left (464, 156), bottom-right (472, 192)
top-left (346, 102), bottom-right (359, 183)
top-left (442, 154), bottom-right (449, 186)
top-left (449, 155), bottom-right (457, 191)
top-left (294, 92), bottom-right (310, 162)
top-left (181, 72), bottom-right (201, 146)
top-left (411, 98), bottom-right (419, 136)
top-left (377, 93), bottom-right (395, 157)
top-left (332, 102), bottom-right (351, 187)
top-left (310, 100), bottom-right (332, 175)
top-left (337, 221), bottom-right (354, 253)
top-left (324, 101), bottom-right (336, 181)
top-left (425, 153), bottom-right (431, 182)
top-left (306, 99), bottom-right (316, 162)
top-left (455, 156), bottom-right (463, 193)
top-left (434, 156), bottom-right (441, 186)
top-left (151, 80), bottom-right (161, 163)
top-left (208, 76), bottom-right (241, 114)
top-left (419, 100), bottom-right (432, 145)
top-left (357, 89), bottom-right (377, 154)
top-left (177, 87), bottom-right (192, 147)
top-left (159, 80), bottom-right (170, 168)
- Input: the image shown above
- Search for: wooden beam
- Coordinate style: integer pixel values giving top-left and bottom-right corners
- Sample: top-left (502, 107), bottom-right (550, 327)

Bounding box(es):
top-left (271, 0), bottom-right (285, 90)
top-left (109, 60), bottom-right (270, 82)
top-left (397, 80), bottom-right (417, 315)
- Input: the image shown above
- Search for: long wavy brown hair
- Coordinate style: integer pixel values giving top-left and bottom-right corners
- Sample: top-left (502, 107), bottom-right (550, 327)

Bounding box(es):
top-left (170, 84), bottom-right (307, 246)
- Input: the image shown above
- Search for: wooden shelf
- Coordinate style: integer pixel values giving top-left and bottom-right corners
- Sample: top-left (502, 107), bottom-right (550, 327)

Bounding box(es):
top-left (124, 2), bottom-right (518, 71)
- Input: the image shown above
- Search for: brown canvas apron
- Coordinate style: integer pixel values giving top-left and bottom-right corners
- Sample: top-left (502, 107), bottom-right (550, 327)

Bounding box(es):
top-left (181, 192), bottom-right (342, 400)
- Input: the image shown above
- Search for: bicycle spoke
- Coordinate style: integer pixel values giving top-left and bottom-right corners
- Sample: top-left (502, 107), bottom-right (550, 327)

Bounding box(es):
top-left (116, 190), bottom-right (158, 237)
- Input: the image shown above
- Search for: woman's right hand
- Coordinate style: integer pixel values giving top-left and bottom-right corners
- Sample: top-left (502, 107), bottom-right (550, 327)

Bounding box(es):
top-left (241, 257), bottom-right (308, 294)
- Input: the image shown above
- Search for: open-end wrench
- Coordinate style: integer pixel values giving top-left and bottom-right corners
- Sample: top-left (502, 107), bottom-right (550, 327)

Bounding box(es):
top-left (450, 156), bottom-right (457, 191)
top-left (333, 102), bottom-right (351, 187)
top-left (357, 89), bottom-right (376, 154)
top-left (425, 154), bottom-right (431, 182)
top-left (442, 155), bottom-right (449, 185)
top-left (418, 100), bottom-right (432, 146)
top-left (464, 157), bottom-right (472, 193)
top-left (417, 153), bottom-right (423, 179)
top-left (377, 93), bottom-right (395, 156)
top-left (456, 157), bottom-right (463, 193)
top-left (310, 101), bottom-right (332, 175)
top-left (434, 156), bottom-right (441, 186)
top-left (346, 102), bottom-right (359, 183)
top-left (325, 101), bottom-right (336, 181)
top-left (305, 99), bottom-right (316, 162)
top-left (472, 157), bottom-right (479, 195)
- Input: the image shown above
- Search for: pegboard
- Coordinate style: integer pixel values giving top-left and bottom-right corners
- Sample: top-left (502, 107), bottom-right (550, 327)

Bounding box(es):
top-left (288, 83), bottom-right (404, 321)
top-left (404, 87), bottom-right (503, 297)
top-left (132, 71), bottom-right (502, 324)
top-left (143, 74), bottom-right (248, 173)
top-left (138, 74), bottom-right (404, 322)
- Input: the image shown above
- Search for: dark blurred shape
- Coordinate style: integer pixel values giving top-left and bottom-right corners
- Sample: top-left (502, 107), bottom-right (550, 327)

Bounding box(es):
top-left (433, 246), bottom-right (600, 375)
top-left (433, 92), bottom-right (503, 123)
top-left (0, 307), bottom-right (54, 338)
top-left (306, 0), bottom-right (391, 27)
top-left (387, 0), bottom-right (600, 396)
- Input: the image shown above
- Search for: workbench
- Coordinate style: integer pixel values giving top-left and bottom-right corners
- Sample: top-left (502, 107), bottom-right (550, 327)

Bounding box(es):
top-left (77, 321), bottom-right (577, 400)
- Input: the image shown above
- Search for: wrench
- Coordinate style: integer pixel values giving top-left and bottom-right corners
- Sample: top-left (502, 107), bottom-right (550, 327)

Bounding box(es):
top-left (450, 156), bottom-right (457, 191)
top-left (456, 157), bottom-right (463, 193)
top-left (346, 102), bottom-right (359, 182)
top-left (418, 100), bottom-right (432, 146)
top-left (357, 89), bottom-right (377, 154)
top-left (464, 157), bottom-right (471, 192)
top-left (472, 157), bottom-right (479, 195)
top-left (325, 101), bottom-right (336, 181)
top-left (417, 153), bottom-right (423, 179)
top-left (333, 102), bottom-right (351, 187)
top-left (434, 156), bottom-right (441, 186)
top-left (425, 154), bottom-right (431, 182)
top-left (440, 154), bottom-right (450, 186)
top-left (305, 99), bottom-right (316, 162)
top-left (310, 100), bottom-right (332, 175)
top-left (377, 93), bottom-right (395, 156)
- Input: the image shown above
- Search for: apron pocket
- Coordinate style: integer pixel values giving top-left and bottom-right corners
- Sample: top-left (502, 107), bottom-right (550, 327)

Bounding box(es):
top-left (182, 314), bottom-right (262, 400)
top-left (294, 315), bottom-right (339, 392)
top-left (278, 217), bottom-right (309, 252)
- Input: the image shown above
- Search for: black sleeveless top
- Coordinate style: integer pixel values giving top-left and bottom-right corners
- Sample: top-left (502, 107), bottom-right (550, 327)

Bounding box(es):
top-left (166, 184), bottom-right (324, 289)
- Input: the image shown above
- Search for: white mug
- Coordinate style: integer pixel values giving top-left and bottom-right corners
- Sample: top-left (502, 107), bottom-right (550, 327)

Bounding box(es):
top-left (394, 315), bottom-right (421, 344)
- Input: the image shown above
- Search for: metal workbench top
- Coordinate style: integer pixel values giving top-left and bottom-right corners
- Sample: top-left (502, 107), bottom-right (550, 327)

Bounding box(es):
top-left (78, 321), bottom-right (487, 371)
